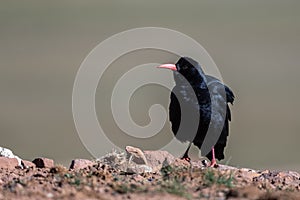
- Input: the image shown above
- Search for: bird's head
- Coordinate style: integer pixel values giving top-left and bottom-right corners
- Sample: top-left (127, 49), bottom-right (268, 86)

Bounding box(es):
top-left (157, 57), bottom-right (206, 85)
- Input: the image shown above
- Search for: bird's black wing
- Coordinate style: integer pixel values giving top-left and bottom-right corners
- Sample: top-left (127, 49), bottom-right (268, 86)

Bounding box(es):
top-left (206, 75), bottom-right (235, 104)
top-left (206, 75), bottom-right (234, 120)
top-left (204, 75), bottom-right (234, 160)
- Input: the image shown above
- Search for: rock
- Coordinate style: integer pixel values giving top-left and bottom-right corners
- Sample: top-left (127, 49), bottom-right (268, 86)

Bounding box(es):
top-left (126, 146), bottom-right (148, 165)
top-left (201, 188), bottom-right (211, 198)
top-left (46, 193), bottom-right (54, 198)
top-left (125, 146), bottom-right (176, 173)
top-left (143, 150), bottom-right (175, 169)
top-left (70, 159), bottom-right (94, 170)
top-left (125, 147), bottom-right (175, 168)
top-left (0, 157), bottom-right (19, 169)
top-left (132, 174), bottom-right (145, 182)
top-left (127, 148), bottom-right (176, 173)
top-left (21, 160), bottom-right (35, 168)
top-left (259, 169), bottom-right (270, 174)
top-left (287, 170), bottom-right (300, 178)
top-left (218, 164), bottom-right (238, 170)
top-left (173, 158), bottom-right (191, 167)
top-left (32, 158), bottom-right (54, 168)
top-left (190, 160), bottom-right (203, 168)
top-left (97, 150), bottom-right (127, 170)
top-left (127, 164), bottom-right (152, 174)
top-left (217, 191), bottom-right (225, 197)
top-left (0, 147), bottom-right (23, 168)
top-left (238, 168), bottom-right (260, 180)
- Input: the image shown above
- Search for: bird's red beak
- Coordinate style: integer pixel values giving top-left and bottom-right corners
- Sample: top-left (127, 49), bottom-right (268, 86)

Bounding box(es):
top-left (157, 64), bottom-right (177, 71)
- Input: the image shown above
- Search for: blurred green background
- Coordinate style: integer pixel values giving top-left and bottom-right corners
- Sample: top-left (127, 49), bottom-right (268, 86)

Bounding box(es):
top-left (1, 0), bottom-right (299, 171)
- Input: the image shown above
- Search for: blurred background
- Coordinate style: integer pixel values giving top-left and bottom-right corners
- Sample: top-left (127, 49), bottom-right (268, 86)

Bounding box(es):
top-left (1, 0), bottom-right (299, 171)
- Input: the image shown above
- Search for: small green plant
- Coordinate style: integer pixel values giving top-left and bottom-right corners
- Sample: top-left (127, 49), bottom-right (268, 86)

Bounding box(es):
top-left (160, 164), bottom-right (189, 180)
top-left (159, 165), bottom-right (191, 199)
top-left (204, 169), bottom-right (216, 184)
top-left (204, 169), bottom-right (234, 188)
top-left (160, 165), bottom-right (174, 180)
top-left (72, 178), bottom-right (81, 186)
top-left (217, 173), bottom-right (234, 187)
top-left (160, 179), bottom-right (191, 199)
top-left (64, 173), bottom-right (74, 179)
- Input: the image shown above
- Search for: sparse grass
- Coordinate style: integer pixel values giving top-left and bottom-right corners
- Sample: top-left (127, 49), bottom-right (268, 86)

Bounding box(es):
top-left (50, 162), bottom-right (235, 199)
top-left (63, 172), bottom-right (83, 187)
top-left (1, 159), bottom-right (299, 200)
top-left (160, 165), bottom-right (174, 180)
top-left (160, 164), bottom-right (190, 180)
top-left (160, 179), bottom-right (191, 199)
top-left (70, 178), bottom-right (81, 186)
top-left (159, 165), bottom-right (191, 199)
top-left (204, 169), bottom-right (235, 188)
top-left (64, 173), bottom-right (73, 179)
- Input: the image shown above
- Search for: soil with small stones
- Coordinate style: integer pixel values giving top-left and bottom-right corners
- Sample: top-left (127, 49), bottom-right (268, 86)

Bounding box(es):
top-left (0, 158), bottom-right (300, 200)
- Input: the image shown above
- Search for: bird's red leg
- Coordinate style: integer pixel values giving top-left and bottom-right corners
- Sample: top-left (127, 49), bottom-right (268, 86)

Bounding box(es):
top-left (209, 146), bottom-right (218, 168)
top-left (181, 142), bottom-right (192, 162)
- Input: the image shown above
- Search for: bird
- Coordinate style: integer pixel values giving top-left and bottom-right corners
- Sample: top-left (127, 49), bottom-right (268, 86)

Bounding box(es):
top-left (158, 57), bottom-right (234, 167)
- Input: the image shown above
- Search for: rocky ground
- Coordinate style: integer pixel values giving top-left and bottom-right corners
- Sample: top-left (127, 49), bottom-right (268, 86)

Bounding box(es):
top-left (0, 147), bottom-right (300, 200)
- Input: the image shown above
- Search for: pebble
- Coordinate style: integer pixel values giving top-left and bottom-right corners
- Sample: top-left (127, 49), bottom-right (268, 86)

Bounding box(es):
top-left (46, 193), bottom-right (54, 198)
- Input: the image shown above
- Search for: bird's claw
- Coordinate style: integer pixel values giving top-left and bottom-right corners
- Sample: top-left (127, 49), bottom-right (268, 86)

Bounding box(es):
top-left (209, 159), bottom-right (219, 168)
top-left (181, 157), bottom-right (191, 163)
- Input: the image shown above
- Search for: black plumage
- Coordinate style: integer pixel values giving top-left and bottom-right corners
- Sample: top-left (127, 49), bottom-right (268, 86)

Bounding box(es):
top-left (160, 57), bottom-right (234, 164)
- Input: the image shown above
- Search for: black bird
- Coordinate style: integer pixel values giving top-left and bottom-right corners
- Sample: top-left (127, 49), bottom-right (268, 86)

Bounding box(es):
top-left (158, 57), bottom-right (234, 167)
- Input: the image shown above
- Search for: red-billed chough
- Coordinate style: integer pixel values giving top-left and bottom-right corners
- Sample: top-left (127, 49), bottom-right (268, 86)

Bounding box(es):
top-left (158, 57), bottom-right (234, 167)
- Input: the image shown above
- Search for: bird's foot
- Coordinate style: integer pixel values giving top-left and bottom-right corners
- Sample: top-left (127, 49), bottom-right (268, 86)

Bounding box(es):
top-left (209, 159), bottom-right (219, 168)
top-left (181, 156), bottom-right (191, 163)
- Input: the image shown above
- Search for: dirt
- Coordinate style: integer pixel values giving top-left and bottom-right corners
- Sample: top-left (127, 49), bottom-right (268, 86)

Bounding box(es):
top-left (0, 152), bottom-right (300, 200)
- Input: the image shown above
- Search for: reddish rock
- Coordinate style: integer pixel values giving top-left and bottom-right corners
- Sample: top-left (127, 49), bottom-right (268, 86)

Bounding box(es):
top-left (127, 164), bottom-right (153, 174)
top-left (0, 157), bottom-right (18, 169)
top-left (143, 150), bottom-right (175, 168)
top-left (126, 149), bottom-right (175, 173)
top-left (21, 160), bottom-right (35, 168)
top-left (69, 159), bottom-right (94, 170)
top-left (173, 158), bottom-right (191, 167)
top-left (32, 157), bottom-right (54, 168)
